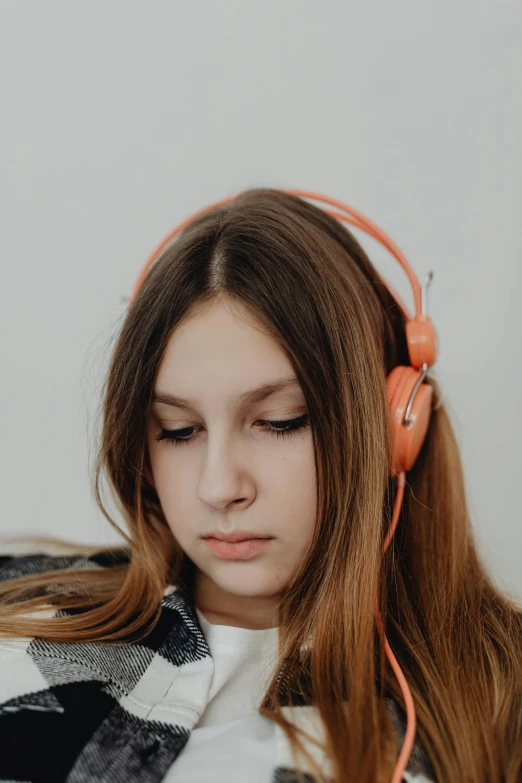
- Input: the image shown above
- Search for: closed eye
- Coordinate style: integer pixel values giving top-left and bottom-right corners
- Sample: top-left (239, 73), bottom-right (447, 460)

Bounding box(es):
top-left (154, 414), bottom-right (309, 446)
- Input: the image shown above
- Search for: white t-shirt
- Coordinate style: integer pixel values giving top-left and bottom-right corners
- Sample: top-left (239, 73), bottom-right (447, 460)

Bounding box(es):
top-left (164, 606), bottom-right (280, 782)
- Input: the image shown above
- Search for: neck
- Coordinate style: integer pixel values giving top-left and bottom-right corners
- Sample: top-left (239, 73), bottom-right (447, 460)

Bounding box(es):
top-left (194, 569), bottom-right (280, 630)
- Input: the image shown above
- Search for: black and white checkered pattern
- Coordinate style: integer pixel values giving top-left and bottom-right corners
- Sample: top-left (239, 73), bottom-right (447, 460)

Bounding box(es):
top-left (0, 550), bottom-right (436, 782)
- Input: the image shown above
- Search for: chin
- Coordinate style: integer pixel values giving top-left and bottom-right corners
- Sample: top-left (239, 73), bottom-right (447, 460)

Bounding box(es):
top-left (212, 564), bottom-right (283, 598)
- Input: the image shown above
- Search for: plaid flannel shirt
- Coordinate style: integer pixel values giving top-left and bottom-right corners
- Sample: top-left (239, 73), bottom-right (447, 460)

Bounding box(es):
top-left (0, 548), bottom-right (436, 782)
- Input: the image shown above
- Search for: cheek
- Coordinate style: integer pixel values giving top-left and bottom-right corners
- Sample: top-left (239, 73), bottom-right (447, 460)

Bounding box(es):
top-left (146, 437), bottom-right (190, 529)
top-left (284, 484), bottom-right (317, 551)
top-left (273, 448), bottom-right (317, 548)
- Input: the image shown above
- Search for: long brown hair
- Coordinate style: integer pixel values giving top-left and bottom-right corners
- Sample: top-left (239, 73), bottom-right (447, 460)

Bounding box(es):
top-left (1, 188), bottom-right (521, 782)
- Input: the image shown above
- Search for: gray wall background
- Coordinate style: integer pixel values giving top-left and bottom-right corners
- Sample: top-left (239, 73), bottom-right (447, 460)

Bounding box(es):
top-left (1, 1), bottom-right (520, 598)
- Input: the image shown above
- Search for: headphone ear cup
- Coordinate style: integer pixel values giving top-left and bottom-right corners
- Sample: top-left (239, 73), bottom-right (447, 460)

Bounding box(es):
top-left (386, 366), bottom-right (433, 476)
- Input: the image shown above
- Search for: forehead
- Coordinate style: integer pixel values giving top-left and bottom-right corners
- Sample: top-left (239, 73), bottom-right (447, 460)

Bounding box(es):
top-left (152, 299), bottom-right (304, 412)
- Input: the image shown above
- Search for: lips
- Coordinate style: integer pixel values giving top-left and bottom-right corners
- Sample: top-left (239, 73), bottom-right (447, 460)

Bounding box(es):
top-left (204, 536), bottom-right (273, 560)
top-left (203, 532), bottom-right (273, 543)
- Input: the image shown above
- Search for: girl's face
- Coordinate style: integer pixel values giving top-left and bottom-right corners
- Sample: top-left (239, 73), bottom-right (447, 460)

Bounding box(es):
top-left (146, 298), bottom-right (317, 627)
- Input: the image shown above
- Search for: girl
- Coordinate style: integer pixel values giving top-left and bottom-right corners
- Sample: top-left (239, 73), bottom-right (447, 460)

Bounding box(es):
top-left (0, 188), bottom-right (520, 783)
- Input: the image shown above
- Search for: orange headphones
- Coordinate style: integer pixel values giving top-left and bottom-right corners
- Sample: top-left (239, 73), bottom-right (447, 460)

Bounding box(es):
top-left (130, 188), bottom-right (439, 783)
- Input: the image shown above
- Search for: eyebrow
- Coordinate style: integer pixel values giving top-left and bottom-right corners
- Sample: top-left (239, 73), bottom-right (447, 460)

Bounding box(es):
top-left (151, 376), bottom-right (302, 413)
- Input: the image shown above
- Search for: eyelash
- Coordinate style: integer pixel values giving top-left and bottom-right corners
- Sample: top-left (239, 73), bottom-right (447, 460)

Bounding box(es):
top-left (154, 414), bottom-right (309, 447)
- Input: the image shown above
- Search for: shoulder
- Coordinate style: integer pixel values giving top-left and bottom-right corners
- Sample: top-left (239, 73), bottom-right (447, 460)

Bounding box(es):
top-left (0, 542), bottom-right (130, 585)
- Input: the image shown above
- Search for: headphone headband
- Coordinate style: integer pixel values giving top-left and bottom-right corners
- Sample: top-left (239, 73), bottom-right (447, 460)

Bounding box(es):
top-left (130, 188), bottom-right (438, 370)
